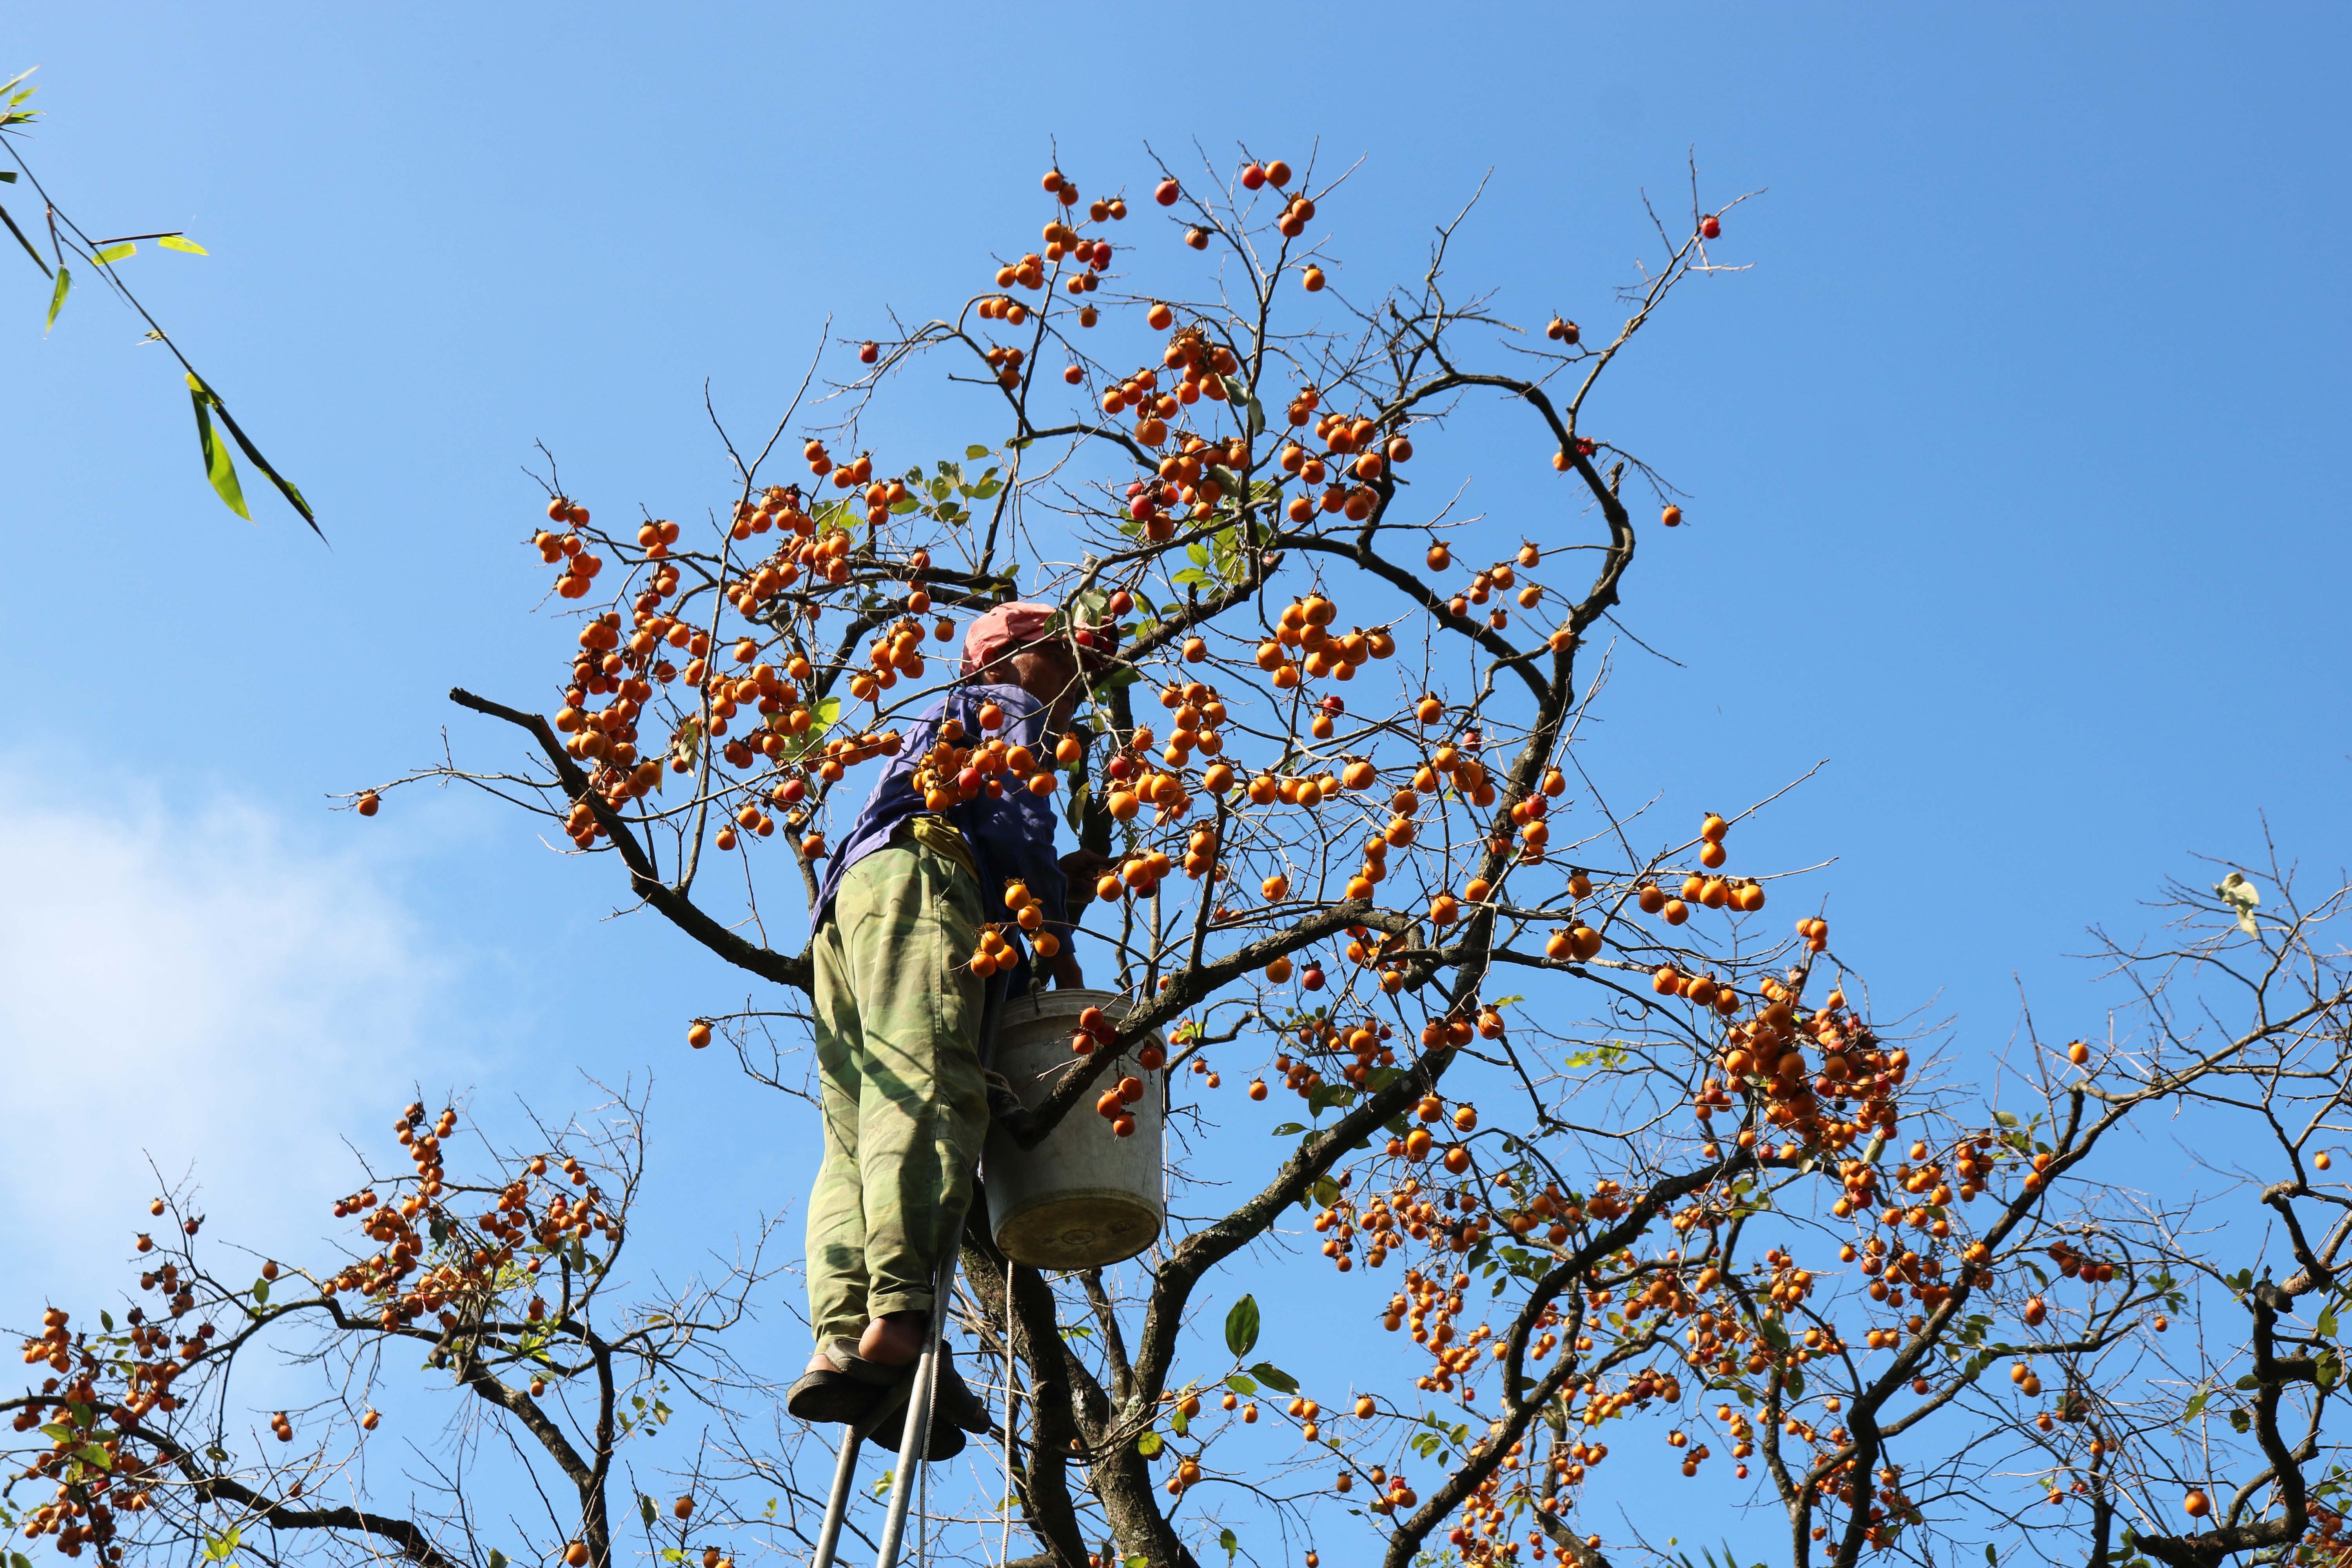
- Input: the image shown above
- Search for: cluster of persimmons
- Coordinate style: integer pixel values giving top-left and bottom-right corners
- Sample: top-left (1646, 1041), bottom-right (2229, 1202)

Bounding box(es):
top-left (5, 1105), bottom-right (656, 1567)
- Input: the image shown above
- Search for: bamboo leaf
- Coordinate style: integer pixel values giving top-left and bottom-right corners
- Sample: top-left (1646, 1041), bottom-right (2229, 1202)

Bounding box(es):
top-left (91, 241), bottom-right (134, 265)
top-left (156, 233), bottom-right (209, 255)
top-left (188, 374), bottom-right (319, 534)
top-left (187, 375), bottom-right (252, 521)
top-left (45, 263), bottom-right (67, 330)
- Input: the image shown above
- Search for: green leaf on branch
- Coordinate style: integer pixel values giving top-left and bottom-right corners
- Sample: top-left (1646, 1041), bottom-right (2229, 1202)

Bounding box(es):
top-left (157, 233), bottom-right (208, 255)
top-left (251, 1278), bottom-right (269, 1305)
top-left (45, 264), bottom-right (68, 331)
top-left (1220, 1528), bottom-right (1238, 1562)
top-left (639, 1494), bottom-right (657, 1526)
top-left (1225, 1294), bottom-right (1260, 1358)
top-left (1223, 1374), bottom-right (1257, 1395)
top-left (3, 201), bottom-right (48, 275)
top-left (966, 445), bottom-right (991, 459)
top-left (1307, 1082), bottom-right (1357, 1116)
top-left (1250, 1361), bottom-right (1298, 1394)
top-left (91, 241), bottom-right (134, 264)
top-left (1170, 1405), bottom-right (1189, 1436)
top-left (1135, 1430), bottom-right (1162, 1458)
top-left (187, 374), bottom-right (251, 520)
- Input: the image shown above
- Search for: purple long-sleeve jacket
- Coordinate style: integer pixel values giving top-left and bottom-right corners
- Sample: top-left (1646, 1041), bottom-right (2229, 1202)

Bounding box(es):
top-left (813, 682), bottom-right (1068, 941)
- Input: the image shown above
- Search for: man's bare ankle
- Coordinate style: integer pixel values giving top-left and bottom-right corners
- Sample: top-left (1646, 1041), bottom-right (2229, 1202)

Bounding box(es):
top-left (858, 1311), bottom-right (926, 1366)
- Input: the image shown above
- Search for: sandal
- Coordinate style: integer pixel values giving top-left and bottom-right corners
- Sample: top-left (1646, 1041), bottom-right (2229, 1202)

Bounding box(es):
top-left (787, 1364), bottom-right (884, 1425)
top-left (864, 1347), bottom-right (989, 1461)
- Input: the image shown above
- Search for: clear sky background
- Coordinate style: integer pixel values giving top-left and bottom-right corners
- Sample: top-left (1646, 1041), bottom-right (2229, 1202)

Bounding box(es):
top-left (4, 3), bottom-right (2347, 1563)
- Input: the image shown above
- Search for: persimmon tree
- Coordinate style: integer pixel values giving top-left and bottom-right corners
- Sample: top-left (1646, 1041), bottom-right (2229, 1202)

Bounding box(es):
top-left (11, 146), bottom-right (2352, 1568)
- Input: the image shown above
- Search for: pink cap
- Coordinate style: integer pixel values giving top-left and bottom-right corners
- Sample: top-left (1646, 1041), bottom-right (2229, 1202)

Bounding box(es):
top-left (960, 599), bottom-right (1117, 680)
top-left (960, 601), bottom-right (1058, 678)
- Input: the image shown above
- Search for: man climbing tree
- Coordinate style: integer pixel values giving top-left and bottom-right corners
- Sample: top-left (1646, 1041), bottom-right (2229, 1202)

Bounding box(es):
top-left (789, 603), bottom-right (1109, 1454)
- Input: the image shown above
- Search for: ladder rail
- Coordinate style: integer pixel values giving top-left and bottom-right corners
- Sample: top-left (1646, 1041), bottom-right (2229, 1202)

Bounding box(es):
top-left (869, 1243), bottom-right (955, 1568)
top-left (810, 1375), bottom-right (915, 1568)
top-left (811, 974), bottom-right (1009, 1568)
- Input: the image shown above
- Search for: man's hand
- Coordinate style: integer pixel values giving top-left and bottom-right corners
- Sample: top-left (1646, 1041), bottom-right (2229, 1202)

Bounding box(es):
top-left (1059, 847), bottom-right (1114, 894)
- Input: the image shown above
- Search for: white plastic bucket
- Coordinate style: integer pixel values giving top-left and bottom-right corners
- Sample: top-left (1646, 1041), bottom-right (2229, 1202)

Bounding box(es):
top-left (984, 987), bottom-right (1165, 1270)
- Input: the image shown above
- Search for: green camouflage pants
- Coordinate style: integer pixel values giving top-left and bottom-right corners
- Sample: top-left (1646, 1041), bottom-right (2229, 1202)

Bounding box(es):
top-left (806, 833), bottom-right (987, 1354)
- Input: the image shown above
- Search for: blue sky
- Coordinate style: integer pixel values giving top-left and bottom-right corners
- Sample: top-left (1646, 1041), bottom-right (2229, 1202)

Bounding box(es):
top-left (5, 2), bottom-right (2347, 1562)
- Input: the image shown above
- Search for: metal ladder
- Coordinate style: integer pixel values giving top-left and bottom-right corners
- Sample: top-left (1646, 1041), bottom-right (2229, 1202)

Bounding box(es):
top-left (809, 980), bottom-right (1007, 1568)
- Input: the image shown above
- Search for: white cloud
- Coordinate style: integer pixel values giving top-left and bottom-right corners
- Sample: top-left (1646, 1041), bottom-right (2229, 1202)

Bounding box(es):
top-left (0, 775), bottom-right (463, 1326)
